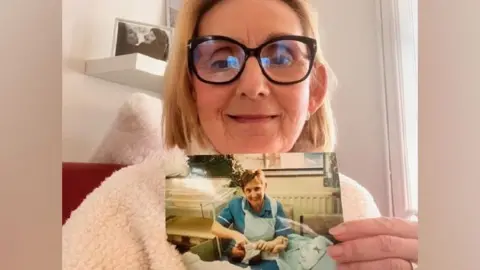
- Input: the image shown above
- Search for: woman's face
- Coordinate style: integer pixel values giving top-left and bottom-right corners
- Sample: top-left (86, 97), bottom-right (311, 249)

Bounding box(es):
top-left (243, 177), bottom-right (266, 208)
top-left (192, 0), bottom-right (326, 154)
top-left (144, 30), bottom-right (156, 44)
top-left (125, 25), bottom-right (139, 45)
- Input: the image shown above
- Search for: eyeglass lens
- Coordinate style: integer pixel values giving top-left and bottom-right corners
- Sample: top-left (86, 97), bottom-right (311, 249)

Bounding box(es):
top-left (192, 39), bottom-right (313, 83)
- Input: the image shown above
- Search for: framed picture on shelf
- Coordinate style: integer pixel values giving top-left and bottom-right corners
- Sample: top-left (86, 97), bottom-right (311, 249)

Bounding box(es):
top-left (111, 18), bottom-right (173, 61)
top-left (166, 0), bottom-right (182, 28)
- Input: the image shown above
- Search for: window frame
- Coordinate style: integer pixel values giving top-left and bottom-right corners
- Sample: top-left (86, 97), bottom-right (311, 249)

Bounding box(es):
top-left (377, 0), bottom-right (418, 218)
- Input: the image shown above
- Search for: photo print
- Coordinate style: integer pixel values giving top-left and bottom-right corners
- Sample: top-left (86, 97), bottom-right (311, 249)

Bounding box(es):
top-left (165, 152), bottom-right (343, 270)
top-left (112, 18), bottom-right (172, 61)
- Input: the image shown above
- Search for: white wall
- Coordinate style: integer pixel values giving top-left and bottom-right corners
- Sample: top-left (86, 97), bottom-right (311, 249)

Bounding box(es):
top-left (266, 176), bottom-right (336, 195)
top-left (313, 0), bottom-right (391, 215)
top-left (235, 154), bottom-right (265, 169)
top-left (62, 0), bottom-right (163, 162)
top-left (279, 153), bottom-right (308, 168)
top-left (62, 0), bottom-right (391, 215)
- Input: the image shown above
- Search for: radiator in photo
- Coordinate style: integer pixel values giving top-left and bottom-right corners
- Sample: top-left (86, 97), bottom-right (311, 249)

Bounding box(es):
top-left (269, 192), bottom-right (342, 221)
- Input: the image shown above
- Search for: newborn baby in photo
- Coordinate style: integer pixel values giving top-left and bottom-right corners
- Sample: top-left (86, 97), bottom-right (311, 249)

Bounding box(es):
top-left (230, 236), bottom-right (289, 265)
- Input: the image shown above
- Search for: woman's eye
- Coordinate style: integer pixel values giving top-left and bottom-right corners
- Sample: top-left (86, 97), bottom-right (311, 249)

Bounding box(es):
top-left (210, 56), bottom-right (240, 69)
top-left (272, 55), bottom-right (292, 65)
top-left (211, 60), bottom-right (229, 69)
top-left (261, 55), bottom-right (293, 67)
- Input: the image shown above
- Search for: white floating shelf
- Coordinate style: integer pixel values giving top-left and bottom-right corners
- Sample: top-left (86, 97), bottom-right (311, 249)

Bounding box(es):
top-left (84, 53), bottom-right (167, 93)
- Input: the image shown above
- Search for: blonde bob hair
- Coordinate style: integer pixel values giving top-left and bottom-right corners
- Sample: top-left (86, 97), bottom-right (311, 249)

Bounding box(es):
top-left (162, 0), bottom-right (337, 152)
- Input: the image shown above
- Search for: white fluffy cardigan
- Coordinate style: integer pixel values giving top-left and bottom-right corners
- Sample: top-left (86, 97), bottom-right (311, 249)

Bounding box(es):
top-left (62, 143), bottom-right (382, 270)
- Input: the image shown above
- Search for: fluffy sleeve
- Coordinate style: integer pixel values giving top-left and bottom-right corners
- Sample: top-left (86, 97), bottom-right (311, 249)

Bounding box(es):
top-left (339, 173), bottom-right (382, 221)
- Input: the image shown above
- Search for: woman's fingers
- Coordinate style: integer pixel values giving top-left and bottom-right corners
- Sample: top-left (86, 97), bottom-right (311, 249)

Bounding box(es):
top-left (337, 258), bottom-right (413, 270)
top-left (259, 243), bottom-right (270, 251)
top-left (255, 240), bottom-right (266, 250)
top-left (265, 243), bottom-right (275, 252)
top-left (327, 235), bottom-right (418, 263)
top-left (329, 217), bottom-right (418, 241)
top-left (272, 243), bottom-right (286, 253)
top-left (253, 240), bottom-right (286, 252)
top-left (257, 241), bottom-right (275, 252)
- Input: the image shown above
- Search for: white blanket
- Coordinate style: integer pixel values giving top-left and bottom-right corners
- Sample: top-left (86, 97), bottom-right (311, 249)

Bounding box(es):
top-left (241, 243), bottom-right (263, 264)
top-left (62, 148), bottom-right (381, 270)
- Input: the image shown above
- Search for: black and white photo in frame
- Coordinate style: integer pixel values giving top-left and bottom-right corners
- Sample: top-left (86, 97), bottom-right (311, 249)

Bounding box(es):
top-left (112, 18), bottom-right (172, 61)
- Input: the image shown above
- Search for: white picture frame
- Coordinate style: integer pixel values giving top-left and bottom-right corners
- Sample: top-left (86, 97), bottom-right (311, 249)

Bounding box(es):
top-left (165, 0), bottom-right (182, 28)
top-left (111, 17), bottom-right (173, 61)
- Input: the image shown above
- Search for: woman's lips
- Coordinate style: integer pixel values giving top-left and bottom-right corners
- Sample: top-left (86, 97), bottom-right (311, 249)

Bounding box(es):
top-left (227, 114), bottom-right (279, 123)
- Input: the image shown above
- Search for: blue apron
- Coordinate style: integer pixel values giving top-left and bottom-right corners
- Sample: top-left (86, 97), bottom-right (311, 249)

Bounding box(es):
top-left (242, 197), bottom-right (291, 270)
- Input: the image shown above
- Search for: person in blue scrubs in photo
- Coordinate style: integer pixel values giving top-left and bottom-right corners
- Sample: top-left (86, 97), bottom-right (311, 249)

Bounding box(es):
top-left (211, 169), bottom-right (293, 270)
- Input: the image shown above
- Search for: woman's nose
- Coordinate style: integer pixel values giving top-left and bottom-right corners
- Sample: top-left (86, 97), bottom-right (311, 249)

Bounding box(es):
top-left (235, 58), bottom-right (270, 99)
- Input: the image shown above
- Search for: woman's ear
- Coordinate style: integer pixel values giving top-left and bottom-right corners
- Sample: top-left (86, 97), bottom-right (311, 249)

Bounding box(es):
top-left (308, 63), bottom-right (328, 114)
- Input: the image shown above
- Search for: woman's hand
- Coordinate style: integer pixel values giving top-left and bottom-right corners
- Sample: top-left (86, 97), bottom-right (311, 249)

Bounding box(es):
top-left (256, 236), bottom-right (288, 253)
top-left (232, 231), bottom-right (249, 247)
top-left (255, 240), bottom-right (273, 251)
top-left (326, 217), bottom-right (418, 270)
top-left (271, 236), bottom-right (288, 253)
top-left (271, 240), bottom-right (288, 253)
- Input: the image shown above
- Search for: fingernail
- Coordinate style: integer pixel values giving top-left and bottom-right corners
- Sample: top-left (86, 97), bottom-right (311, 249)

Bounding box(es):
top-left (329, 224), bottom-right (346, 235)
top-left (327, 245), bottom-right (343, 257)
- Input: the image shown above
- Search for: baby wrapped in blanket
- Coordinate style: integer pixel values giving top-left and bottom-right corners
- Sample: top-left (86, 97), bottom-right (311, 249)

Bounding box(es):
top-left (230, 234), bottom-right (335, 270)
top-left (237, 237), bottom-right (289, 265)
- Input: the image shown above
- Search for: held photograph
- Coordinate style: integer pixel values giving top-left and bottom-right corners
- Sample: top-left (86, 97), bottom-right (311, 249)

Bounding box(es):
top-left (165, 152), bottom-right (343, 270)
top-left (111, 18), bottom-right (172, 61)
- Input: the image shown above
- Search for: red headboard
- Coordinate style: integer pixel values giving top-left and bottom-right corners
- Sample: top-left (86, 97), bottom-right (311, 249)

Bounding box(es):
top-left (62, 162), bottom-right (126, 224)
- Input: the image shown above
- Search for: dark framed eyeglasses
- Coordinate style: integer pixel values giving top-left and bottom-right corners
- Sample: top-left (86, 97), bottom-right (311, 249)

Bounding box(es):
top-left (187, 35), bottom-right (318, 85)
